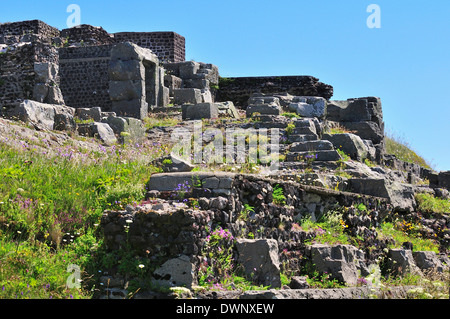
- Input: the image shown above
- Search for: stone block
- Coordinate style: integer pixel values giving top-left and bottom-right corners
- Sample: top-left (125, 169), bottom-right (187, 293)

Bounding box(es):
top-left (173, 88), bottom-right (203, 105)
top-left (9, 100), bottom-right (75, 131)
top-left (108, 59), bottom-right (145, 81)
top-left (152, 255), bottom-right (196, 289)
top-left (235, 239), bottom-right (281, 288)
top-left (77, 122), bottom-right (117, 145)
top-left (215, 101), bottom-right (240, 119)
top-left (437, 171), bottom-right (450, 190)
top-left (164, 74), bottom-right (182, 95)
top-left (182, 102), bottom-right (219, 120)
top-left (289, 96), bottom-right (327, 118)
top-left (246, 104), bottom-right (282, 117)
top-left (289, 140), bottom-right (334, 152)
top-left (322, 133), bottom-right (369, 162)
top-left (386, 249), bottom-right (420, 276)
top-left (413, 251), bottom-right (446, 273)
top-left (309, 244), bottom-right (368, 286)
top-left (111, 98), bottom-right (148, 120)
top-left (109, 80), bottom-right (145, 101)
top-left (110, 42), bottom-right (159, 64)
top-left (76, 107), bottom-right (102, 122)
top-left (179, 61), bottom-right (200, 78)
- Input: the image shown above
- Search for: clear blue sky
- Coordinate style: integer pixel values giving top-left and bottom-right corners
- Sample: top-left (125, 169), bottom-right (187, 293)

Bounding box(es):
top-left (2, 1), bottom-right (449, 171)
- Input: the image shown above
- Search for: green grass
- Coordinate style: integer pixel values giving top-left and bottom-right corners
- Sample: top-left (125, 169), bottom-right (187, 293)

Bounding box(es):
top-left (378, 222), bottom-right (440, 253)
top-left (0, 135), bottom-right (166, 299)
top-left (385, 132), bottom-right (432, 169)
top-left (415, 192), bottom-right (450, 214)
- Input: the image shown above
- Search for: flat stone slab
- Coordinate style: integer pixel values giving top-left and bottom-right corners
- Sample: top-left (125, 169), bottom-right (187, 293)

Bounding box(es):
top-left (240, 286), bottom-right (411, 299)
top-left (147, 172), bottom-right (236, 192)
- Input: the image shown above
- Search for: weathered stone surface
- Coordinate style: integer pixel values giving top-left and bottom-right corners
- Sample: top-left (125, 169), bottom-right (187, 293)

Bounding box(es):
top-left (110, 41), bottom-right (159, 64)
top-left (349, 178), bottom-right (416, 212)
top-left (437, 171), bottom-right (450, 190)
top-left (246, 104), bottom-right (282, 117)
top-left (412, 251), bottom-right (447, 273)
top-left (289, 96), bottom-right (327, 119)
top-left (289, 140), bottom-right (334, 152)
top-left (109, 80), bottom-right (145, 101)
top-left (77, 122), bottom-right (117, 145)
top-left (322, 133), bottom-right (369, 161)
top-left (182, 103), bottom-right (219, 120)
top-left (152, 255), bottom-right (196, 289)
top-left (289, 276), bottom-right (309, 289)
top-left (9, 100), bottom-right (75, 131)
top-left (286, 150), bottom-right (340, 162)
top-left (108, 59), bottom-right (145, 81)
top-left (146, 172), bottom-right (235, 192)
top-left (385, 249), bottom-right (420, 276)
top-left (240, 286), bottom-right (410, 299)
top-left (76, 107), bottom-right (102, 122)
top-left (235, 239), bottom-right (281, 288)
top-left (308, 244), bottom-right (368, 286)
top-left (174, 88), bottom-right (203, 105)
top-left (215, 101), bottom-right (240, 119)
top-left (152, 154), bottom-right (195, 173)
top-left (111, 98), bottom-right (148, 120)
top-left (103, 115), bottom-right (145, 143)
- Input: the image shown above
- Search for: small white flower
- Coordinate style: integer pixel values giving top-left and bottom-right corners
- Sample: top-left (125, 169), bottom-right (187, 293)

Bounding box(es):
top-left (138, 264), bottom-right (145, 269)
top-left (125, 219), bottom-right (133, 224)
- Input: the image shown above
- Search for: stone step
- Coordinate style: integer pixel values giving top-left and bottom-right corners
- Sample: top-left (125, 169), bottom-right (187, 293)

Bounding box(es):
top-left (287, 134), bottom-right (319, 143)
top-left (292, 126), bottom-right (317, 135)
top-left (289, 140), bottom-right (334, 152)
top-left (286, 150), bottom-right (341, 162)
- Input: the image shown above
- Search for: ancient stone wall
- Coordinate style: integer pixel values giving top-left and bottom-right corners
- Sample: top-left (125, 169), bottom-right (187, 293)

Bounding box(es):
top-left (101, 173), bottom-right (389, 275)
top-left (0, 42), bottom-right (59, 111)
top-left (60, 25), bottom-right (116, 46)
top-left (59, 45), bottom-right (114, 110)
top-left (0, 20), bottom-right (60, 39)
top-left (217, 76), bottom-right (334, 107)
top-left (114, 32), bottom-right (185, 63)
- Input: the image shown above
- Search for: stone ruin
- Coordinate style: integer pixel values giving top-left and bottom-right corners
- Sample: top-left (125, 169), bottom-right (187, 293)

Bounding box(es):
top-left (1, 19), bottom-right (449, 299)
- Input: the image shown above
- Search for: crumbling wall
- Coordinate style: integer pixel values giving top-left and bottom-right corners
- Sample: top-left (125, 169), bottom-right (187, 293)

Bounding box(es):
top-left (0, 42), bottom-right (60, 113)
top-left (0, 20), bottom-right (60, 42)
top-left (114, 32), bottom-right (185, 63)
top-left (60, 24), bottom-right (115, 46)
top-left (59, 45), bottom-right (114, 110)
top-left (217, 76), bottom-right (334, 107)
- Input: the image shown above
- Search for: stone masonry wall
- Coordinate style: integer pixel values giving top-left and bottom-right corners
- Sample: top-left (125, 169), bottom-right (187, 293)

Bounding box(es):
top-left (101, 173), bottom-right (390, 276)
top-left (59, 45), bottom-right (114, 110)
top-left (217, 76), bottom-right (334, 107)
top-left (0, 42), bottom-right (59, 111)
top-left (0, 20), bottom-right (60, 39)
top-left (114, 32), bottom-right (185, 63)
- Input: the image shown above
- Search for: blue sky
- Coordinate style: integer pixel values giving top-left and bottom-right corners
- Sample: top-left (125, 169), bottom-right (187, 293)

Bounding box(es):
top-left (2, 1), bottom-right (449, 171)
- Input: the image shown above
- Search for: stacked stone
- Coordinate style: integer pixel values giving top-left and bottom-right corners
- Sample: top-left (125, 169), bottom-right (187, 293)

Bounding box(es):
top-left (114, 31), bottom-right (186, 63)
top-left (109, 42), bottom-right (167, 120)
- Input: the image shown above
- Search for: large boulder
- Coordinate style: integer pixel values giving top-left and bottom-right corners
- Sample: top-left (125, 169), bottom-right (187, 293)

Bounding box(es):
top-left (77, 122), bottom-right (117, 145)
top-left (288, 96), bottom-right (327, 119)
top-left (308, 244), bottom-right (368, 286)
top-left (8, 100), bottom-right (75, 131)
top-left (322, 133), bottom-right (369, 162)
top-left (412, 251), bottom-right (447, 273)
top-left (235, 239), bottom-right (281, 288)
top-left (152, 255), bottom-right (196, 289)
top-left (349, 178), bottom-right (416, 212)
top-left (385, 249), bottom-right (421, 277)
